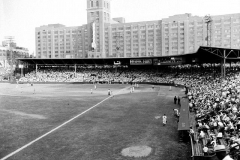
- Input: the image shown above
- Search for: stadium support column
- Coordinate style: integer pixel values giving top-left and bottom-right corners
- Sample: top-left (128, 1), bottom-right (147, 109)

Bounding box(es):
top-left (191, 64), bottom-right (193, 75)
top-left (223, 50), bottom-right (226, 80)
top-left (221, 61), bottom-right (223, 79)
top-left (214, 63), bottom-right (216, 79)
top-left (21, 66), bottom-right (23, 77)
top-left (74, 64), bottom-right (77, 77)
top-left (36, 64), bottom-right (38, 76)
top-left (230, 61), bottom-right (232, 71)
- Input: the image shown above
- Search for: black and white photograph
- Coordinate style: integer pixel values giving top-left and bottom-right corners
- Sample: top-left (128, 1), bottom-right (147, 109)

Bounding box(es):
top-left (0, 0), bottom-right (240, 159)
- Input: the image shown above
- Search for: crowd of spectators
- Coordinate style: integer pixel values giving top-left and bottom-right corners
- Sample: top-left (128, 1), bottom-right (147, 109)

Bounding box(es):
top-left (19, 66), bottom-right (177, 83)
top-left (186, 68), bottom-right (240, 159)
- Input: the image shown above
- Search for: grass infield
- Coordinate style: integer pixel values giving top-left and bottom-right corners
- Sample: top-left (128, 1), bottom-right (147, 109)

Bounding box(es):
top-left (0, 83), bottom-right (191, 160)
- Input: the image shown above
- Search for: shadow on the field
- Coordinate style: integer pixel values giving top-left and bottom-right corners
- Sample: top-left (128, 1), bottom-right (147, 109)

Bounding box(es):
top-left (0, 109), bottom-right (47, 119)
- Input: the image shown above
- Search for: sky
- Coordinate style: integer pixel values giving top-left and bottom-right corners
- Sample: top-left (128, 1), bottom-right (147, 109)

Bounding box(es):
top-left (0, 0), bottom-right (240, 55)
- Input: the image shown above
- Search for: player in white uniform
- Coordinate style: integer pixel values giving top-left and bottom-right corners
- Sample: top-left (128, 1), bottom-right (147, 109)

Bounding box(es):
top-left (162, 114), bottom-right (167, 126)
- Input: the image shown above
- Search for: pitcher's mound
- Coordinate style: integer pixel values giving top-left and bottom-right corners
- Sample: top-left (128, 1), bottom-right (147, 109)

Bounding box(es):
top-left (121, 146), bottom-right (152, 158)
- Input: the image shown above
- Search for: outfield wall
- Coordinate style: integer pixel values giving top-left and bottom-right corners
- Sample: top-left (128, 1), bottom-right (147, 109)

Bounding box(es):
top-left (4, 81), bottom-right (185, 88)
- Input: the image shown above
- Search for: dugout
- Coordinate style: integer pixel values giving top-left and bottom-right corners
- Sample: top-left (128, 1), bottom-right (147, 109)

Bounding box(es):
top-left (178, 98), bottom-right (190, 142)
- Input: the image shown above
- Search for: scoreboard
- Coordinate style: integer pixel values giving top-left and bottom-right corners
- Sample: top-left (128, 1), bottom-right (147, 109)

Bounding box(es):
top-left (130, 59), bottom-right (152, 65)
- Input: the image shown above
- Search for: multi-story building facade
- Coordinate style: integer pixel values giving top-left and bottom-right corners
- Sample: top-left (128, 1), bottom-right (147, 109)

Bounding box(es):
top-left (35, 24), bottom-right (87, 59)
top-left (35, 0), bottom-right (240, 59)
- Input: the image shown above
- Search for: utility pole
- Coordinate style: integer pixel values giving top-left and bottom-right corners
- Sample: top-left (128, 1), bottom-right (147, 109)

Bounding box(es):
top-left (5, 36), bottom-right (15, 75)
top-left (204, 15), bottom-right (212, 47)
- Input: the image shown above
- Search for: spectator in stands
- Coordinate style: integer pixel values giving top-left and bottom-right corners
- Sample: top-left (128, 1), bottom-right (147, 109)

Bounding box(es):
top-left (199, 130), bottom-right (205, 139)
top-left (203, 145), bottom-right (209, 156)
top-left (189, 126), bottom-right (194, 140)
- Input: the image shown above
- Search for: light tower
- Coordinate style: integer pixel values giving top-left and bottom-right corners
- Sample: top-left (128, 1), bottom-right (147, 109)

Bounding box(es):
top-left (204, 15), bottom-right (212, 47)
top-left (114, 32), bottom-right (123, 58)
top-left (5, 36), bottom-right (15, 74)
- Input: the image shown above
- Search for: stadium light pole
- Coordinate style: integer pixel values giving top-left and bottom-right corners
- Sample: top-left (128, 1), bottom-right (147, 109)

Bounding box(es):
top-left (5, 36), bottom-right (15, 76)
top-left (204, 15), bottom-right (212, 47)
top-left (114, 32), bottom-right (123, 58)
top-left (223, 50), bottom-right (226, 80)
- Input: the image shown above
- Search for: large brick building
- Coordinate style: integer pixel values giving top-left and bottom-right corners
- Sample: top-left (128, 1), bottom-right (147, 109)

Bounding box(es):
top-left (35, 0), bottom-right (240, 59)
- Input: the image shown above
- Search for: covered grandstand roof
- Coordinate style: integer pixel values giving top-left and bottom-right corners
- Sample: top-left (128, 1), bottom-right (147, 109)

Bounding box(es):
top-left (17, 46), bottom-right (240, 65)
top-left (198, 46), bottom-right (240, 60)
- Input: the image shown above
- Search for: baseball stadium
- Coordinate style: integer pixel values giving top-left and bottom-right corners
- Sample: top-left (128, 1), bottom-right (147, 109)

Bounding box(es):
top-left (0, 0), bottom-right (240, 160)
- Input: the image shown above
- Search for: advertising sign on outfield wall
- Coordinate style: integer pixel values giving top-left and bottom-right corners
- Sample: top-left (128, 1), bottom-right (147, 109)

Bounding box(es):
top-left (130, 59), bottom-right (152, 65)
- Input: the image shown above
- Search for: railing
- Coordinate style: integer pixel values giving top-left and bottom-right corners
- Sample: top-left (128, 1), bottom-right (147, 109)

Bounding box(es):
top-left (190, 134), bottom-right (195, 160)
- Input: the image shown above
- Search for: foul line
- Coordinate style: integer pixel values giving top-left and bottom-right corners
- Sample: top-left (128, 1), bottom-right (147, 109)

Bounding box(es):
top-left (0, 87), bottom-right (129, 160)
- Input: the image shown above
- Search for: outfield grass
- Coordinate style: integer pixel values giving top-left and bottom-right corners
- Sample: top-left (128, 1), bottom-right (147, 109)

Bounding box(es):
top-left (0, 83), bottom-right (190, 160)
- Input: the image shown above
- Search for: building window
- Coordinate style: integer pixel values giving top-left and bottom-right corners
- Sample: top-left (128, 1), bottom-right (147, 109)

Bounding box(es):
top-left (107, 3), bottom-right (108, 8)
top-left (96, 1), bottom-right (99, 7)
top-left (91, 1), bottom-right (93, 7)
